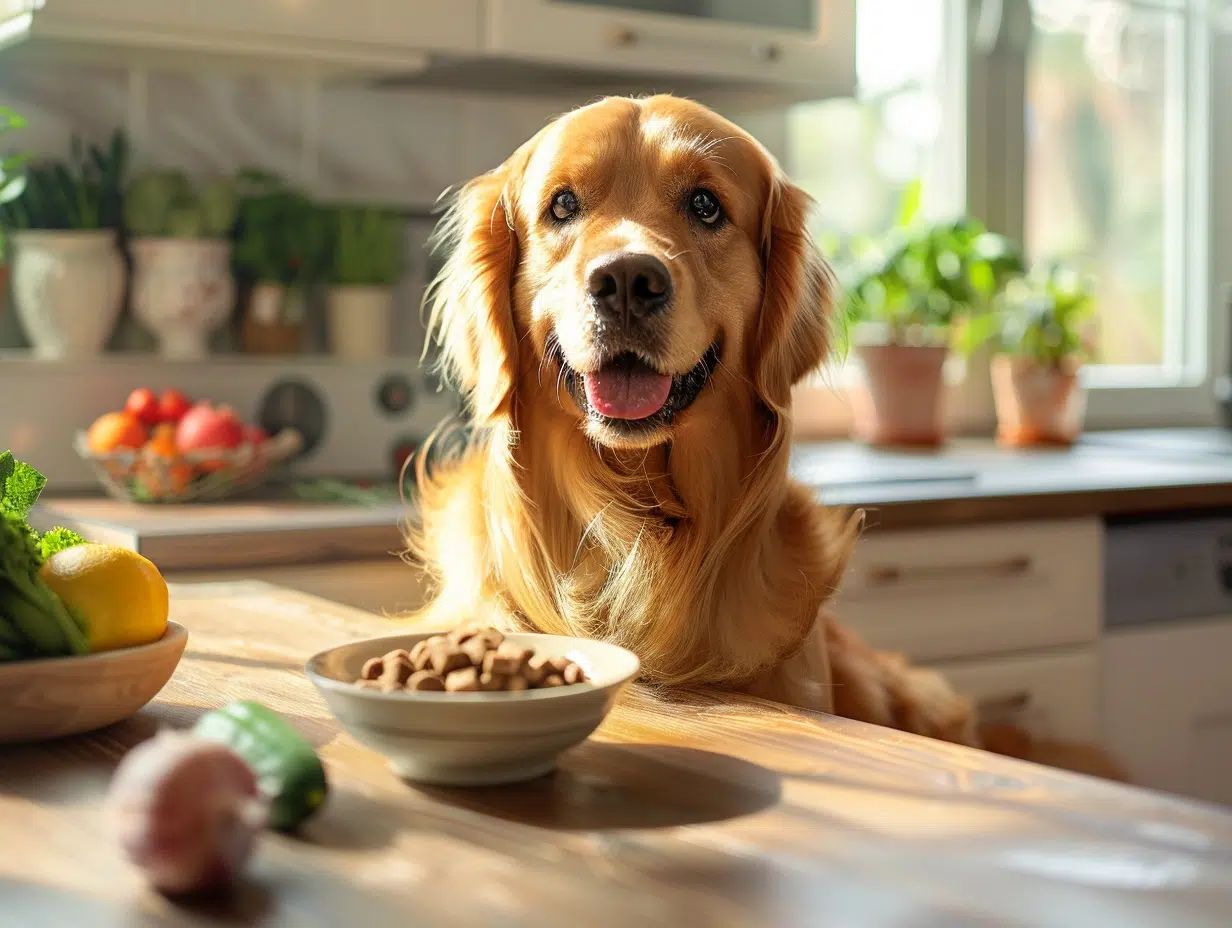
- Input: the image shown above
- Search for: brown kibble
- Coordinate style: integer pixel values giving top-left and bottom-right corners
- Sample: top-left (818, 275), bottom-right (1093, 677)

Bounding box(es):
top-left (479, 671), bottom-right (506, 692)
top-left (445, 667), bottom-right (481, 692)
top-left (541, 674), bottom-right (565, 688)
top-left (449, 623), bottom-right (484, 645)
top-left (379, 653), bottom-right (414, 687)
top-left (461, 636), bottom-right (491, 667)
top-left (523, 656), bottom-right (548, 685)
top-left (355, 679), bottom-right (384, 690)
top-left (377, 676), bottom-right (404, 693)
top-left (482, 650), bottom-right (524, 676)
top-left (547, 656), bottom-right (571, 675)
top-left (360, 657), bottom-right (385, 680)
top-left (407, 670), bottom-right (445, 691)
top-left (409, 640), bottom-right (432, 671)
top-left (507, 676), bottom-right (529, 692)
top-left (430, 646), bottom-right (470, 676)
top-left (562, 662), bottom-right (586, 685)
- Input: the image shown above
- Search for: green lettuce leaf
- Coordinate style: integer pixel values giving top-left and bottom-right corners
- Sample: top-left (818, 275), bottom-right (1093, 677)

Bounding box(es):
top-left (38, 526), bottom-right (87, 560)
top-left (0, 451), bottom-right (47, 520)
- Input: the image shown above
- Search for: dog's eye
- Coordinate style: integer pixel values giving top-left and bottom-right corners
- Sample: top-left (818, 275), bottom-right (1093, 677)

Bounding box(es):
top-left (688, 188), bottom-right (723, 224)
top-left (550, 189), bottom-right (580, 222)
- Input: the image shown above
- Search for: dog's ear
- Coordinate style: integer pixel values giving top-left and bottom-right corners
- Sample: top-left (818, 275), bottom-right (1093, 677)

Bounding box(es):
top-left (752, 171), bottom-right (833, 415)
top-left (426, 164), bottom-right (519, 425)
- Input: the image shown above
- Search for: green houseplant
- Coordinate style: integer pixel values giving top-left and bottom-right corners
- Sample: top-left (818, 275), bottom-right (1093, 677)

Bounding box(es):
top-left (836, 184), bottom-right (1024, 446)
top-left (125, 170), bottom-right (239, 359)
top-left (0, 106), bottom-right (28, 273)
top-left (977, 261), bottom-right (1097, 447)
top-left (231, 170), bottom-right (327, 355)
top-left (325, 204), bottom-right (402, 360)
top-left (0, 129), bottom-right (129, 358)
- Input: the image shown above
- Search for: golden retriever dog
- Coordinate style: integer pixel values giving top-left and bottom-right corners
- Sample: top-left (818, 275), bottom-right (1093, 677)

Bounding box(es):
top-left (404, 93), bottom-right (1133, 777)
top-left (404, 92), bottom-right (984, 749)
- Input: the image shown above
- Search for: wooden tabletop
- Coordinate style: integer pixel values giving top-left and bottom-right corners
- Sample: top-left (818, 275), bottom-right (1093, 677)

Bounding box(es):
top-left (3, 582), bottom-right (1231, 927)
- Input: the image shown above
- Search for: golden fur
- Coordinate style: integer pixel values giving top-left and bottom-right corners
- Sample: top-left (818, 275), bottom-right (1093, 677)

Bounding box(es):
top-left (401, 93), bottom-right (984, 745)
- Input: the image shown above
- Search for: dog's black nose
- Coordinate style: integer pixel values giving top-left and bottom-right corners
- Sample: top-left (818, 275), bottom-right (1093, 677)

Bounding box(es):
top-left (586, 252), bottom-right (672, 322)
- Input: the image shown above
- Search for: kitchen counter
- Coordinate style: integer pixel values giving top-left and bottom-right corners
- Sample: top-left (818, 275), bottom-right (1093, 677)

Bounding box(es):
top-left (4, 582), bottom-right (1231, 926)
top-left (792, 429), bottom-right (1232, 529)
top-left (32, 430), bottom-right (1232, 570)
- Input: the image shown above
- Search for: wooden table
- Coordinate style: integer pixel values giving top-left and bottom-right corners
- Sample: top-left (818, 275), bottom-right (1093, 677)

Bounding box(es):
top-left (4, 583), bottom-right (1231, 927)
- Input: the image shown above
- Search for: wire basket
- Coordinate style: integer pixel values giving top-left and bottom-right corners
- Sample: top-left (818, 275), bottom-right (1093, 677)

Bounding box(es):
top-left (74, 428), bottom-right (304, 504)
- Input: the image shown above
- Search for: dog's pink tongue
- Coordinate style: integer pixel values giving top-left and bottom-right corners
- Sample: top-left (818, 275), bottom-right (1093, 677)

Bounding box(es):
top-left (584, 365), bottom-right (672, 420)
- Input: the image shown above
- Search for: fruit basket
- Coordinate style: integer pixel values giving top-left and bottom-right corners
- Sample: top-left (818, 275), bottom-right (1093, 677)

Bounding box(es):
top-left (75, 428), bottom-right (303, 504)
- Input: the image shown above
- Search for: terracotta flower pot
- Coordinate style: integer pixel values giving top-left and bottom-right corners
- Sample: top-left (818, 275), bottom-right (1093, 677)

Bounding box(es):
top-left (849, 343), bottom-right (949, 447)
top-left (241, 281), bottom-right (303, 355)
top-left (991, 354), bottom-right (1086, 448)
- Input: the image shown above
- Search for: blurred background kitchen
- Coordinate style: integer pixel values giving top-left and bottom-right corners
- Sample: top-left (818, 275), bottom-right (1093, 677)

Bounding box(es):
top-left (4, 1), bottom-right (1232, 807)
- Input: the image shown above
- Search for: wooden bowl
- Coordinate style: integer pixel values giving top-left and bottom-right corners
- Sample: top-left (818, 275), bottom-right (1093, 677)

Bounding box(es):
top-left (0, 622), bottom-right (188, 743)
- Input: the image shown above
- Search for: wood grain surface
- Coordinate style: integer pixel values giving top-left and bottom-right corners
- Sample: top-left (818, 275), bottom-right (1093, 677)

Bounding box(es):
top-left (2, 582), bottom-right (1230, 928)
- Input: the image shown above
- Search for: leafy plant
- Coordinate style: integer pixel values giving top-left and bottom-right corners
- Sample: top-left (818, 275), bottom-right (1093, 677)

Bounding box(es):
top-left (328, 204), bottom-right (402, 287)
top-left (0, 106), bottom-right (29, 262)
top-left (966, 260), bottom-right (1098, 367)
top-left (231, 170), bottom-right (328, 291)
top-left (125, 170), bottom-right (237, 239)
top-left (834, 180), bottom-right (1025, 346)
top-left (0, 128), bottom-right (129, 232)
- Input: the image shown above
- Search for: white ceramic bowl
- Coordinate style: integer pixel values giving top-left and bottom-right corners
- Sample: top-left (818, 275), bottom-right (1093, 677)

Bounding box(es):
top-left (306, 632), bottom-right (640, 787)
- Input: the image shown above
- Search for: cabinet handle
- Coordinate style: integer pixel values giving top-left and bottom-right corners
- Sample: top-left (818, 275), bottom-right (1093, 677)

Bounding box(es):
top-left (752, 41), bottom-right (782, 62)
top-left (866, 554), bottom-right (1032, 587)
top-left (610, 26), bottom-right (639, 48)
top-left (976, 690), bottom-right (1032, 717)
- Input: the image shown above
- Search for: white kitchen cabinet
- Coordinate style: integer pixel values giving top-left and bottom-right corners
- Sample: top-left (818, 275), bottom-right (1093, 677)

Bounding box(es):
top-left (928, 647), bottom-right (1101, 744)
top-left (834, 518), bottom-right (1103, 664)
top-left (32, 0), bottom-right (481, 57)
top-left (1102, 619), bottom-right (1232, 807)
top-left (485, 0), bottom-right (856, 93)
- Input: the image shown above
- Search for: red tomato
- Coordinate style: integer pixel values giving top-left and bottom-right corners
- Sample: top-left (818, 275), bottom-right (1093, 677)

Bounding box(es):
top-left (157, 389), bottom-right (192, 425)
top-left (243, 425), bottom-right (269, 447)
top-left (124, 388), bottom-right (161, 427)
top-left (175, 403), bottom-right (246, 469)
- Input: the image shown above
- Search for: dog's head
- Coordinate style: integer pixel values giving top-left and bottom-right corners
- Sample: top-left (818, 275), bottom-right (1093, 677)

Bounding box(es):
top-left (428, 94), bottom-right (833, 450)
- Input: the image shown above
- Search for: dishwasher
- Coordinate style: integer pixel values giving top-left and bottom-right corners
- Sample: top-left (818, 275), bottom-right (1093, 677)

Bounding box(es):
top-left (1103, 513), bottom-right (1232, 807)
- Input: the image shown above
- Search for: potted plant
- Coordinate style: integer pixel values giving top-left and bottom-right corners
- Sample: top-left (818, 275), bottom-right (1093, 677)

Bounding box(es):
top-left (837, 189), bottom-right (1024, 446)
top-left (326, 204), bottom-right (402, 360)
top-left (0, 129), bottom-right (129, 359)
top-left (0, 105), bottom-right (28, 304)
top-left (124, 170), bottom-right (238, 360)
top-left (231, 171), bottom-right (327, 356)
top-left (977, 261), bottom-right (1097, 447)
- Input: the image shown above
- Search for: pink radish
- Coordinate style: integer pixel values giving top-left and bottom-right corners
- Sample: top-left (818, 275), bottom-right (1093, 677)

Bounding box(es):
top-left (106, 730), bottom-right (266, 895)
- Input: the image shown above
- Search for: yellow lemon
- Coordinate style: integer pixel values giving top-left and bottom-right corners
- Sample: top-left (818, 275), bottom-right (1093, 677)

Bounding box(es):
top-left (39, 544), bottom-right (169, 653)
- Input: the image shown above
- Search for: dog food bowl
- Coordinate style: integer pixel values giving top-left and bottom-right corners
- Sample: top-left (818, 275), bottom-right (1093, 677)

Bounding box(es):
top-left (305, 632), bottom-right (640, 787)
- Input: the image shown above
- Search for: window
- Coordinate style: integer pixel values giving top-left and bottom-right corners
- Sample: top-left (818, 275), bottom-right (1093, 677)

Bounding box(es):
top-left (788, 0), bottom-right (1220, 433)
top-left (1026, 0), bottom-right (1182, 375)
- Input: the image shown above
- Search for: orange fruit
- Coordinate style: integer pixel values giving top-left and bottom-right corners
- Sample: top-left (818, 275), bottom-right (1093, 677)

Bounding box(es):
top-left (138, 423), bottom-right (194, 496)
top-left (86, 411), bottom-right (148, 455)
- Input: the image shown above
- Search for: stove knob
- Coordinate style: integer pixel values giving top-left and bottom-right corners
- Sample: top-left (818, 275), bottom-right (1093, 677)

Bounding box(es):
top-left (391, 435), bottom-right (422, 478)
top-left (258, 379), bottom-right (327, 456)
top-left (375, 373), bottom-right (414, 416)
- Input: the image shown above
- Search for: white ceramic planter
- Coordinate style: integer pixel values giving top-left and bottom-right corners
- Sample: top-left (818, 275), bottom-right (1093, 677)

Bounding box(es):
top-left (130, 238), bottom-right (235, 360)
top-left (327, 285), bottom-right (394, 360)
top-left (10, 230), bottom-right (125, 359)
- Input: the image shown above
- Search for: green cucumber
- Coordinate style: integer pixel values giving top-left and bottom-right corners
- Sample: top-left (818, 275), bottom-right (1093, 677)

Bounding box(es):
top-left (193, 700), bottom-right (328, 832)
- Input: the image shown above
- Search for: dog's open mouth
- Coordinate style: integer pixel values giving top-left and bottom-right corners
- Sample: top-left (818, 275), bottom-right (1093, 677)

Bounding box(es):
top-left (559, 343), bottom-right (720, 429)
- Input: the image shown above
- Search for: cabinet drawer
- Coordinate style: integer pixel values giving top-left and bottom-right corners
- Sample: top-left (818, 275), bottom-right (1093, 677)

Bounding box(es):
top-left (834, 518), bottom-right (1102, 663)
top-left (928, 647), bottom-right (1100, 743)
